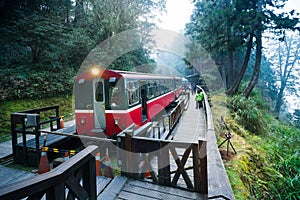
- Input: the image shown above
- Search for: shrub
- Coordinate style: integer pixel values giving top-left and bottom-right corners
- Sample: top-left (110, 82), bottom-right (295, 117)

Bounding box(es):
top-left (229, 95), bottom-right (267, 134)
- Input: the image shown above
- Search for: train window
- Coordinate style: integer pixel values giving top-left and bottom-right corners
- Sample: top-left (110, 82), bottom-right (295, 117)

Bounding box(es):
top-left (154, 81), bottom-right (159, 97)
top-left (127, 81), bottom-right (139, 106)
top-left (95, 82), bottom-right (104, 102)
top-left (148, 80), bottom-right (155, 99)
top-left (106, 79), bottom-right (126, 110)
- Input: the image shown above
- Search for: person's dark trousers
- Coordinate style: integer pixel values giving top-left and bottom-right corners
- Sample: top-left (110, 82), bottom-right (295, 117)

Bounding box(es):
top-left (196, 101), bottom-right (203, 109)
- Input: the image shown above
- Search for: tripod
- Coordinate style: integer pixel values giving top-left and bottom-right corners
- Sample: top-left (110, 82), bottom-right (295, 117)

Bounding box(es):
top-left (218, 120), bottom-right (237, 158)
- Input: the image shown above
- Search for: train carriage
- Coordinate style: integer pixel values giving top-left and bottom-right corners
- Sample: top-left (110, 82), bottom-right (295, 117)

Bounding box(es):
top-left (74, 68), bottom-right (183, 138)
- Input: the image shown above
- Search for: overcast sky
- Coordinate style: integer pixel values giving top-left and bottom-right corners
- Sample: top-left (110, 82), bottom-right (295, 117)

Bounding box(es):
top-left (157, 0), bottom-right (300, 32)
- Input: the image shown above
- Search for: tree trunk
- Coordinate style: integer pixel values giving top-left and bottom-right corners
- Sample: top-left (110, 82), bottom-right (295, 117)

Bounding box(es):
top-left (243, 0), bottom-right (262, 98)
top-left (74, 0), bottom-right (84, 27)
top-left (243, 31), bottom-right (262, 98)
top-left (274, 82), bottom-right (286, 114)
top-left (66, 0), bottom-right (70, 24)
top-left (227, 33), bottom-right (253, 95)
top-left (228, 51), bottom-right (234, 89)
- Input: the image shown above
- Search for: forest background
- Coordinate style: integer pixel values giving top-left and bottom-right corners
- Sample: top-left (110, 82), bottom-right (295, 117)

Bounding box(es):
top-left (0, 0), bottom-right (300, 199)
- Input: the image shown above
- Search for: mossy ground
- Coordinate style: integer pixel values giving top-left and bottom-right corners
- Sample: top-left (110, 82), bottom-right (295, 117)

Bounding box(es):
top-left (211, 93), bottom-right (300, 199)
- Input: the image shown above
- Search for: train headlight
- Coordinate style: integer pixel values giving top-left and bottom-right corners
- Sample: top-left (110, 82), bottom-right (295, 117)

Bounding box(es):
top-left (80, 118), bottom-right (85, 124)
top-left (91, 67), bottom-right (100, 76)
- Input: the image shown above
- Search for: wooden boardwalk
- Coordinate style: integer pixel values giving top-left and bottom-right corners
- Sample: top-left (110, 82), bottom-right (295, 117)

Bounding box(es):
top-left (15, 124), bottom-right (76, 150)
top-left (0, 93), bottom-right (235, 199)
top-left (0, 165), bottom-right (36, 188)
top-left (173, 94), bottom-right (206, 142)
top-left (0, 120), bottom-right (75, 161)
top-left (98, 176), bottom-right (205, 200)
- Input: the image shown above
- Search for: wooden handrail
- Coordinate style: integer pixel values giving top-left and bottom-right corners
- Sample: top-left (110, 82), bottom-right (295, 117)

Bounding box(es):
top-left (200, 86), bottom-right (235, 199)
top-left (0, 145), bottom-right (98, 200)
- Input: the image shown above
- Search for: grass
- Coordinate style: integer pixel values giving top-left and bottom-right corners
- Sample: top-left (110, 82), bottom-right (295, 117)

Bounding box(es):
top-left (211, 93), bottom-right (300, 199)
top-left (0, 95), bottom-right (74, 142)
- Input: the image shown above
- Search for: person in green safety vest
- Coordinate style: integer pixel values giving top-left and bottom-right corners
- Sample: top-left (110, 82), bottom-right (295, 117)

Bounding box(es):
top-left (195, 89), bottom-right (204, 109)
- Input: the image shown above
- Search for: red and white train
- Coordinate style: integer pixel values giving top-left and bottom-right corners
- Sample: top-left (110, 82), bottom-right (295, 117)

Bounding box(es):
top-left (74, 68), bottom-right (183, 138)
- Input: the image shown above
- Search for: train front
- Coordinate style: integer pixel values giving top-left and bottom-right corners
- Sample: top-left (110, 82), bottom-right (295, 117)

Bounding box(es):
top-left (74, 68), bottom-right (127, 138)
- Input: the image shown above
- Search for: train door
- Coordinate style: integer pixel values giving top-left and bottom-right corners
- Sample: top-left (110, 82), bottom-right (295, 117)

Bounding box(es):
top-left (93, 78), bottom-right (106, 131)
top-left (140, 80), bottom-right (148, 122)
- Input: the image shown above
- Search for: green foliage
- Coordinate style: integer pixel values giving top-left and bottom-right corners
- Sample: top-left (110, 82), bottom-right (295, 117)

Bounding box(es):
top-left (0, 67), bottom-right (76, 101)
top-left (229, 94), bottom-right (267, 134)
top-left (185, 0), bottom-right (299, 95)
top-left (292, 109), bottom-right (300, 128)
top-left (0, 95), bottom-right (74, 142)
top-left (109, 49), bottom-right (156, 72)
top-left (0, 0), bottom-right (167, 102)
top-left (224, 92), bottom-right (300, 199)
top-left (263, 125), bottom-right (300, 199)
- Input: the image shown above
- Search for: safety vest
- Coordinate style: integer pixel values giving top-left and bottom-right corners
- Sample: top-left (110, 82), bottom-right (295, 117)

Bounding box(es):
top-left (195, 92), bottom-right (204, 102)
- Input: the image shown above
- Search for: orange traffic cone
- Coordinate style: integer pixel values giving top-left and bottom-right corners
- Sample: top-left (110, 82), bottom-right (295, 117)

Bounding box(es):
top-left (145, 169), bottom-right (151, 178)
top-left (38, 148), bottom-right (50, 174)
top-left (59, 116), bottom-right (65, 128)
top-left (64, 151), bottom-right (69, 161)
top-left (104, 148), bottom-right (113, 178)
top-left (95, 152), bottom-right (102, 176)
top-left (140, 160), bottom-right (150, 178)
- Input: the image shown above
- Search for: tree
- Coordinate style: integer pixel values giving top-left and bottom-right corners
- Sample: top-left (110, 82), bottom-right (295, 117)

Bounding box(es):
top-left (266, 33), bottom-right (300, 115)
top-left (293, 109), bottom-right (300, 128)
top-left (185, 0), bottom-right (299, 97)
top-left (0, 0), bottom-right (167, 101)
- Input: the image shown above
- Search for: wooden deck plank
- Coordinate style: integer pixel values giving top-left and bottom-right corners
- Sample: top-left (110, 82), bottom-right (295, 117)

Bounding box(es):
top-left (122, 184), bottom-right (197, 200)
top-left (16, 124), bottom-right (76, 149)
top-left (97, 176), bottom-right (128, 200)
top-left (97, 190), bottom-right (117, 200)
top-left (104, 176), bottom-right (128, 194)
top-left (0, 166), bottom-right (36, 188)
top-left (127, 179), bottom-right (204, 199)
top-left (173, 96), bottom-right (206, 143)
top-left (96, 176), bottom-right (111, 195)
top-left (118, 191), bottom-right (159, 200)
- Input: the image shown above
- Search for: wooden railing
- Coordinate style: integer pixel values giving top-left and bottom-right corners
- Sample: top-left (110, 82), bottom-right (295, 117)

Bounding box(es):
top-left (117, 125), bottom-right (207, 193)
top-left (11, 105), bottom-right (62, 166)
top-left (200, 87), bottom-right (235, 199)
top-left (168, 98), bottom-right (185, 132)
top-left (0, 145), bottom-right (98, 200)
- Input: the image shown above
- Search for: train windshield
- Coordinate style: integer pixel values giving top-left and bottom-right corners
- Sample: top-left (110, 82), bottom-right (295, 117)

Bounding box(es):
top-left (95, 82), bottom-right (104, 102)
top-left (105, 79), bottom-right (126, 110)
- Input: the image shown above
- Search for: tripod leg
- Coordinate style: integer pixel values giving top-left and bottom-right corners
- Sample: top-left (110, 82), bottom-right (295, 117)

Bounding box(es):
top-left (227, 139), bottom-right (229, 158)
top-left (218, 138), bottom-right (228, 148)
top-left (229, 140), bottom-right (237, 154)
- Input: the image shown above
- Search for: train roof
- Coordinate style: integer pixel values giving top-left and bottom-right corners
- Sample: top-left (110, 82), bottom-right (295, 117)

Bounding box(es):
top-left (111, 70), bottom-right (179, 79)
top-left (75, 68), bottom-right (182, 81)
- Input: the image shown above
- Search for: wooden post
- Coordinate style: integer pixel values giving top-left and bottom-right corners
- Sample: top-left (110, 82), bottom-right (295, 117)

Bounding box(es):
top-left (55, 106), bottom-right (60, 129)
top-left (125, 131), bottom-right (133, 178)
top-left (34, 115), bottom-right (41, 166)
top-left (82, 158), bottom-right (97, 200)
top-left (47, 182), bottom-right (65, 200)
top-left (22, 121), bottom-right (27, 166)
top-left (11, 114), bottom-right (19, 164)
top-left (199, 140), bottom-right (208, 194)
top-left (193, 143), bottom-right (201, 192)
top-left (158, 142), bottom-right (170, 186)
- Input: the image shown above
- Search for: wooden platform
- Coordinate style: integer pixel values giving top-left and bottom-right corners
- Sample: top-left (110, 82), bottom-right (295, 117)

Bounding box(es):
top-left (98, 176), bottom-right (205, 200)
top-left (14, 124), bottom-right (76, 166)
top-left (15, 125), bottom-right (76, 149)
top-left (173, 94), bottom-right (206, 142)
top-left (0, 166), bottom-right (36, 188)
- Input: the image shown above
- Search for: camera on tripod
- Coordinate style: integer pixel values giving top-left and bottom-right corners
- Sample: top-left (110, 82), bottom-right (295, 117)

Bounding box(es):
top-left (218, 117), bottom-right (237, 158)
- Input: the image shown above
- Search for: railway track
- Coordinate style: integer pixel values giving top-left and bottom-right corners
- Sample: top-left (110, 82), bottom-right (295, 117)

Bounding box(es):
top-left (0, 154), bottom-right (14, 165)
